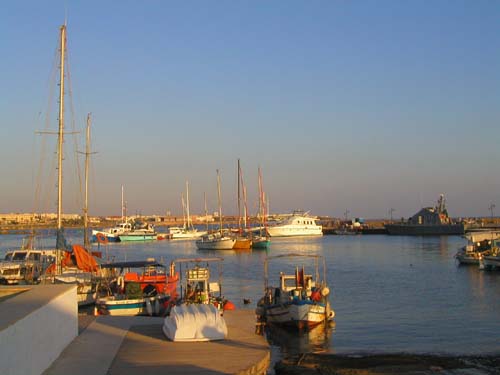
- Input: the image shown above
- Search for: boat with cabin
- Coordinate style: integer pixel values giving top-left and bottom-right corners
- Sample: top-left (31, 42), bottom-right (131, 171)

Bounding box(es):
top-left (267, 211), bottom-right (323, 237)
top-left (117, 221), bottom-right (157, 242)
top-left (92, 186), bottom-right (129, 242)
top-left (95, 260), bottom-right (179, 316)
top-left (256, 254), bottom-right (334, 329)
top-left (163, 257), bottom-right (230, 341)
top-left (455, 231), bottom-right (500, 265)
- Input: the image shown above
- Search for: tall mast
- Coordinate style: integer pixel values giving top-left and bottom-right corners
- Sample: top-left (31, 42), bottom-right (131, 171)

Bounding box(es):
top-left (186, 180), bottom-right (191, 229)
top-left (237, 159), bottom-right (241, 233)
top-left (121, 185), bottom-right (124, 222)
top-left (181, 192), bottom-right (186, 228)
top-left (204, 192), bottom-right (209, 232)
top-left (57, 24), bottom-right (66, 232)
top-left (83, 114), bottom-right (92, 248)
top-left (258, 167), bottom-right (263, 235)
top-left (240, 164), bottom-right (248, 230)
top-left (217, 169), bottom-right (223, 236)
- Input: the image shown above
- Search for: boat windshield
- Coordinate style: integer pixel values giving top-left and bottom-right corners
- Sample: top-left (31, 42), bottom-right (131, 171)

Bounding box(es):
top-left (4, 252), bottom-right (13, 261)
top-left (12, 252), bottom-right (28, 261)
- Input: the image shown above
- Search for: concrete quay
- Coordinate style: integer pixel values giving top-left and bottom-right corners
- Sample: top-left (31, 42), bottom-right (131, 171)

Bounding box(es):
top-left (44, 310), bottom-right (270, 375)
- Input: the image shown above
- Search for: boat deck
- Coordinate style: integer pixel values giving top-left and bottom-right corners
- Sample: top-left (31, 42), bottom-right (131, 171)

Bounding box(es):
top-left (44, 309), bottom-right (270, 375)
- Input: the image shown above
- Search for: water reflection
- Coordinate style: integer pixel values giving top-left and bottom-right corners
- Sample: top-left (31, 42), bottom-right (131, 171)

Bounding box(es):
top-left (1, 231), bottom-right (499, 356)
top-left (265, 322), bottom-right (334, 356)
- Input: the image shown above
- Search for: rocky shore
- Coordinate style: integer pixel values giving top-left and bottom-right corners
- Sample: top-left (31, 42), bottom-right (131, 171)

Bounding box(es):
top-left (275, 353), bottom-right (500, 375)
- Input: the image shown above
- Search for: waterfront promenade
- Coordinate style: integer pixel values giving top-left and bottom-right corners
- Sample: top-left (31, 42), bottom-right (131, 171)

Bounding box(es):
top-left (44, 310), bottom-right (270, 375)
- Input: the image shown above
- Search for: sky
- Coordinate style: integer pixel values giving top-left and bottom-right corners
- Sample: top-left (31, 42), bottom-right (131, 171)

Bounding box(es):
top-left (1, 1), bottom-right (499, 219)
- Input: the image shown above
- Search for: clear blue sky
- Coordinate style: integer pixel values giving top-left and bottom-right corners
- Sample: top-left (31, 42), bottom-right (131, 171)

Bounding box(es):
top-left (1, 1), bottom-right (499, 219)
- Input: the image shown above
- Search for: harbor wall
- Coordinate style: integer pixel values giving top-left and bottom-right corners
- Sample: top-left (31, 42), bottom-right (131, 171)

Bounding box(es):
top-left (0, 284), bottom-right (78, 375)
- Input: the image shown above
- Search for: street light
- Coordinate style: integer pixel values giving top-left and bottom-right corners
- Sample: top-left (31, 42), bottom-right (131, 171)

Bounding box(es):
top-left (489, 203), bottom-right (496, 221)
top-left (388, 208), bottom-right (395, 222)
top-left (344, 209), bottom-right (350, 222)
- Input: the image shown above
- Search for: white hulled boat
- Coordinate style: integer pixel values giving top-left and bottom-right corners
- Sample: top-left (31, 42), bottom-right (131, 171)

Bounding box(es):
top-left (92, 185), bottom-right (131, 242)
top-left (256, 254), bottom-right (334, 329)
top-left (196, 170), bottom-right (235, 250)
top-left (163, 257), bottom-right (229, 341)
top-left (455, 231), bottom-right (500, 265)
top-left (267, 211), bottom-right (323, 237)
top-left (169, 181), bottom-right (207, 240)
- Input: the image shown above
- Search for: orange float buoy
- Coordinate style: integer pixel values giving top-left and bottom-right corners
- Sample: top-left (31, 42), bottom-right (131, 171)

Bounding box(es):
top-left (223, 300), bottom-right (235, 310)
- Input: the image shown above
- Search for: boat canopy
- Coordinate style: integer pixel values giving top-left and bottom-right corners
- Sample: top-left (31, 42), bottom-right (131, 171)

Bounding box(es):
top-left (162, 304), bottom-right (227, 342)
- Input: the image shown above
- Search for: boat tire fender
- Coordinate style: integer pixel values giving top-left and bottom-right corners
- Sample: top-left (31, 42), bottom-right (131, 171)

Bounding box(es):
top-left (117, 276), bottom-right (125, 292)
top-left (146, 299), bottom-right (153, 316)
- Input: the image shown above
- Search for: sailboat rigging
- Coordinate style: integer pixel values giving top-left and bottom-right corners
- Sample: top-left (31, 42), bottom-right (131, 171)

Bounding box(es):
top-left (252, 167), bottom-right (270, 248)
top-left (196, 170), bottom-right (236, 250)
top-left (233, 159), bottom-right (252, 249)
top-left (78, 113), bottom-right (97, 249)
top-left (168, 181), bottom-right (207, 239)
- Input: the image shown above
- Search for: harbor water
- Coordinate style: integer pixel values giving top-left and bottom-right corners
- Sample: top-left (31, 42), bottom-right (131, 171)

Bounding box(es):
top-left (1, 231), bottom-right (499, 357)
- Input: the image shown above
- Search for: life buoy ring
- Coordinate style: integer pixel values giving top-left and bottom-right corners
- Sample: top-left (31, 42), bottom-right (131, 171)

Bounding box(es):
top-left (96, 232), bottom-right (109, 244)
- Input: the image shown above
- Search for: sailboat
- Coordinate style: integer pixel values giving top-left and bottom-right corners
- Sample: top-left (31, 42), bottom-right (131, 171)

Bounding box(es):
top-left (233, 159), bottom-right (252, 249)
top-left (168, 181), bottom-right (207, 239)
top-left (92, 185), bottom-right (132, 242)
top-left (252, 167), bottom-right (270, 249)
top-left (196, 170), bottom-right (236, 250)
top-left (39, 25), bottom-right (101, 306)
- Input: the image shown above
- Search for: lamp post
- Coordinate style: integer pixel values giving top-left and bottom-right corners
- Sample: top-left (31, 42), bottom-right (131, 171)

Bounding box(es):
top-left (489, 203), bottom-right (496, 222)
top-left (389, 208), bottom-right (395, 222)
top-left (344, 209), bottom-right (350, 222)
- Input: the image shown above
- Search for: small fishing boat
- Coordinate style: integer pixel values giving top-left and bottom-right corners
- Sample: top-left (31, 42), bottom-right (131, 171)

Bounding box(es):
top-left (480, 245), bottom-right (500, 270)
top-left (92, 186), bottom-right (129, 242)
top-left (92, 222), bottom-right (130, 243)
top-left (233, 236), bottom-right (252, 249)
top-left (196, 232), bottom-right (236, 250)
top-left (256, 254), bottom-right (334, 329)
top-left (163, 257), bottom-right (230, 341)
top-left (482, 254), bottom-right (500, 269)
top-left (95, 260), bottom-right (179, 316)
top-left (455, 231), bottom-right (500, 265)
top-left (117, 222), bottom-right (157, 242)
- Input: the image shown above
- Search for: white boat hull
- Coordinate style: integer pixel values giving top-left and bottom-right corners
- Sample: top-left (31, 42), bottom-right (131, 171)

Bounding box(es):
top-left (455, 251), bottom-right (481, 265)
top-left (267, 226), bottom-right (323, 237)
top-left (196, 236), bottom-right (235, 250)
top-left (483, 255), bottom-right (500, 270)
top-left (263, 302), bottom-right (333, 328)
top-left (171, 230), bottom-right (208, 240)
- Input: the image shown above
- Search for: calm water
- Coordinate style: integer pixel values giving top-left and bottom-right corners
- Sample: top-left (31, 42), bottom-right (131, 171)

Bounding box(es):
top-left (1, 230), bottom-right (499, 357)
